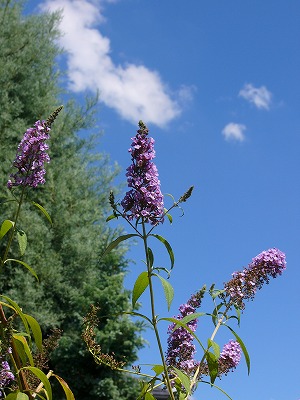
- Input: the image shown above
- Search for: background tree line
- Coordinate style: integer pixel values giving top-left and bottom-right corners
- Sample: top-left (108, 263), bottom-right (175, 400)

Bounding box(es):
top-left (0, 1), bottom-right (143, 398)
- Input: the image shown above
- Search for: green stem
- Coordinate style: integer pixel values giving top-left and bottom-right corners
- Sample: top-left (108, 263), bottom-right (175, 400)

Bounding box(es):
top-left (190, 303), bottom-right (232, 390)
top-left (141, 222), bottom-right (175, 400)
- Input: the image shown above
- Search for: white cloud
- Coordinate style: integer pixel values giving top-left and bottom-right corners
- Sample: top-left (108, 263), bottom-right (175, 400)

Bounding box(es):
top-left (239, 83), bottom-right (272, 110)
top-left (222, 123), bottom-right (246, 142)
top-left (40, 0), bottom-right (183, 127)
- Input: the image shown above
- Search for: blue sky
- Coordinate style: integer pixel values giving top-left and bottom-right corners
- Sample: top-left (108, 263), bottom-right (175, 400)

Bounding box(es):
top-left (27, 1), bottom-right (300, 399)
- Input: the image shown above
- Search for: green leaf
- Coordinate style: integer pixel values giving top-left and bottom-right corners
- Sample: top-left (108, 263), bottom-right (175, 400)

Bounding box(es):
top-left (179, 312), bottom-right (205, 327)
top-left (0, 220), bottom-right (14, 240)
top-left (207, 339), bottom-right (220, 359)
top-left (153, 274), bottom-right (174, 311)
top-left (144, 393), bottom-right (155, 400)
top-left (16, 394), bottom-right (30, 400)
top-left (106, 214), bottom-right (117, 222)
top-left (164, 208), bottom-right (173, 224)
top-left (147, 247), bottom-right (154, 268)
top-left (225, 326), bottom-right (250, 374)
top-left (0, 295), bottom-right (31, 336)
top-left (32, 202), bottom-right (52, 225)
top-left (211, 289), bottom-right (225, 299)
top-left (150, 234), bottom-right (174, 269)
top-left (52, 374), bottom-right (75, 400)
top-left (172, 367), bottom-right (191, 394)
top-left (102, 234), bottom-right (139, 258)
top-left (17, 230), bottom-right (27, 256)
top-left (21, 367), bottom-right (52, 400)
top-left (13, 334), bottom-right (34, 366)
top-left (211, 303), bottom-right (223, 326)
top-left (24, 314), bottom-right (43, 351)
top-left (151, 364), bottom-right (164, 375)
top-left (206, 351), bottom-right (218, 384)
top-left (132, 271), bottom-right (149, 308)
top-left (6, 393), bottom-right (29, 400)
top-left (5, 259), bottom-right (39, 281)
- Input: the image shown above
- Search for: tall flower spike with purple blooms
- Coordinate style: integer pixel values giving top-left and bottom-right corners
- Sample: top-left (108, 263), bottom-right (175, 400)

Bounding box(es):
top-left (7, 120), bottom-right (51, 189)
top-left (121, 121), bottom-right (164, 225)
top-left (218, 340), bottom-right (241, 375)
top-left (166, 289), bottom-right (205, 375)
top-left (224, 248), bottom-right (286, 309)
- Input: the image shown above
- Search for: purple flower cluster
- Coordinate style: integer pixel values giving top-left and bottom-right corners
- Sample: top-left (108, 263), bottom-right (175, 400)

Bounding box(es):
top-left (225, 248), bottom-right (286, 308)
top-left (7, 120), bottom-right (51, 189)
top-left (166, 302), bottom-right (198, 373)
top-left (0, 361), bottom-right (14, 397)
top-left (218, 340), bottom-right (241, 374)
top-left (121, 121), bottom-right (164, 225)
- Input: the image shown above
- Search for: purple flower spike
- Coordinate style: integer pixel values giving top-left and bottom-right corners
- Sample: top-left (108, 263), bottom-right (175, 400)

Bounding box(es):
top-left (218, 340), bottom-right (241, 374)
top-left (225, 248), bottom-right (286, 308)
top-left (7, 120), bottom-right (51, 189)
top-left (121, 121), bottom-right (164, 225)
top-left (0, 361), bottom-right (14, 395)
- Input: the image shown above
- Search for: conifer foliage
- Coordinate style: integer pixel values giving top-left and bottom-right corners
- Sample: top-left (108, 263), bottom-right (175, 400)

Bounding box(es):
top-left (0, 1), bottom-right (143, 398)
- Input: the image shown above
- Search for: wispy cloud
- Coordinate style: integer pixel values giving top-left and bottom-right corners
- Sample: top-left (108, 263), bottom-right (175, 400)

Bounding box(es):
top-left (222, 123), bottom-right (246, 142)
top-left (40, 0), bottom-right (185, 127)
top-left (239, 83), bottom-right (272, 110)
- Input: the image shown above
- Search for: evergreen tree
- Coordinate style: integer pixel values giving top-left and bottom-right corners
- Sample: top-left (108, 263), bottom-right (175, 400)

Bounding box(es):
top-left (0, 1), bottom-right (143, 398)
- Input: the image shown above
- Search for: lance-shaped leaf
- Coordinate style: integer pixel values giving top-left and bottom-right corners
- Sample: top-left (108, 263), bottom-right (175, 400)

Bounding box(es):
top-left (153, 274), bottom-right (174, 311)
top-left (172, 367), bottom-right (191, 395)
top-left (0, 220), bottom-right (14, 240)
top-left (150, 234), bottom-right (174, 269)
top-left (151, 364), bottom-right (164, 376)
top-left (206, 351), bottom-right (218, 384)
top-left (207, 339), bottom-right (220, 359)
top-left (1, 295), bottom-right (31, 337)
top-left (102, 234), bottom-right (139, 258)
top-left (52, 374), bottom-right (75, 400)
top-left (106, 214), bottom-right (117, 222)
top-left (5, 259), bottom-right (38, 281)
top-left (225, 325), bottom-right (250, 374)
top-left (17, 230), bottom-right (27, 256)
top-left (24, 314), bottom-right (43, 351)
top-left (32, 202), bottom-right (52, 225)
top-left (132, 271), bottom-right (149, 308)
top-left (147, 247), bottom-right (154, 268)
top-left (21, 367), bottom-right (52, 400)
top-left (13, 335), bottom-right (34, 366)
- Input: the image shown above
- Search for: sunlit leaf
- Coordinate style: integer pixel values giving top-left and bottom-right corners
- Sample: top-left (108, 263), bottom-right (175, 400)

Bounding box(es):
top-left (132, 271), bottom-right (149, 308)
top-left (206, 351), bottom-right (218, 384)
top-left (172, 367), bottom-right (191, 394)
top-left (144, 393), bottom-right (155, 400)
top-left (21, 367), bottom-right (52, 400)
top-left (13, 334), bottom-right (34, 366)
top-left (151, 364), bottom-right (164, 375)
top-left (147, 247), bottom-right (154, 268)
top-left (0, 220), bottom-right (14, 240)
top-left (32, 202), bottom-right (52, 225)
top-left (5, 259), bottom-right (38, 281)
top-left (52, 374), bottom-right (75, 400)
top-left (6, 393), bottom-right (29, 400)
top-left (17, 230), bottom-right (27, 256)
top-left (150, 234), bottom-right (174, 269)
top-left (106, 214), bottom-right (117, 222)
top-left (101, 234), bottom-right (139, 258)
top-left (24, 314), bottom-right (43, 351)
top-left (225, 325), bottom-right (250, 374)
top-left (153, 274), bottom-right (174, 311)
top-left (207, 339), bottom-right (220, 359)
top-left (1, 295), bottom-right (30, 336)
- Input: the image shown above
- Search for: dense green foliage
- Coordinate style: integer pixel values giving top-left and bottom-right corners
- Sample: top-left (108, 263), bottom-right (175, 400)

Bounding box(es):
top-left (0, 1), bottom-right (143, 398)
